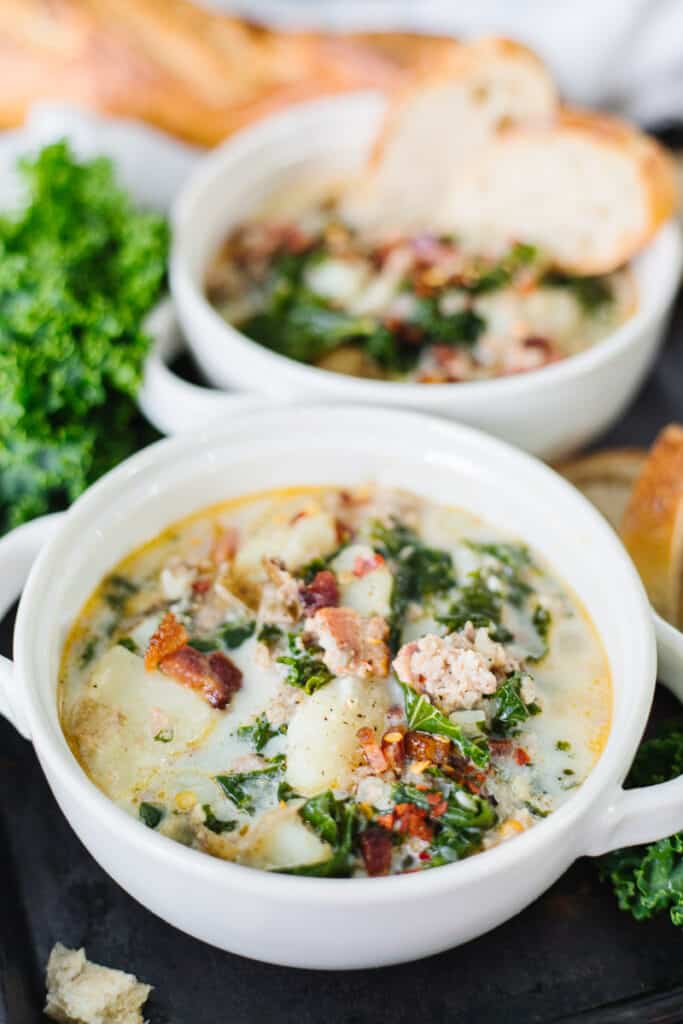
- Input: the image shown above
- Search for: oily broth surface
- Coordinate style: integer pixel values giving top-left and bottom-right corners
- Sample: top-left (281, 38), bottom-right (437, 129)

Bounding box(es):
top-left (60, 485), bottom-right (611, 874)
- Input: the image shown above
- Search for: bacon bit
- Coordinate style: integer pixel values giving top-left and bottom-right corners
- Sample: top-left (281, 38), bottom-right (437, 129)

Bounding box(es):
top-left (394, 803), bottom-right (433, 842)
top-left (352, 552), bottom-right (385, 578)
top-left (335, 519), bottom-right (352, 544)
top-left (145, 612), bottom-right (188, 671)
top-left (426, 793), bottom-right (448, 817)
top-left (305, 606), bottom-right (390, 680)
top-left (357, 727), bottom-right (388, 774)
top-left (299, 570), bottom-right (339, 613)
top-left (192, 578), bottom-right (212, 595)
top-left (359, 826), bottom-right (393, 877)
top-left (381, 727), bottom-right (406, 774)
top-left (376, 812), bottom-right (395, 830)
top-left (515, 747), bottom-right (531, 766)
top-left (405, 731), bottom-right (452, 765)
top-left (211, 528), bottom-right (238, 565)
top-left (489, 738), bottom-right (513, 757)
top-left (158, 645), bottom-right (242, 709)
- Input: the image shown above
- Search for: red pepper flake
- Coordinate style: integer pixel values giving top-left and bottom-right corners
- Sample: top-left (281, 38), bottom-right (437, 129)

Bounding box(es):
top-left (515, 747), bottom-right (531, 766)
top-left (394, 803), bottom-right (433, 841)
top-left (352, 552), bottom-right (385, 578)
top-left (419, 850), bottom-right (432, 862)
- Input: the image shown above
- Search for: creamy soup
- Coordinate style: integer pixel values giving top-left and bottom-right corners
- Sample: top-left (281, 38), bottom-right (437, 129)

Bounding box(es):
top-left (206, 201), bottom-right (635, 383)
top-left (60, 486), bottom-right (610, 877)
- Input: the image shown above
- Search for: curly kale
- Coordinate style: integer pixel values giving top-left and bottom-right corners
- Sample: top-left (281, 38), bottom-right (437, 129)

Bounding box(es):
top-left (599, 722), bottom-right (683, 926)
top-left (0, 141), bottom-right (168, 533)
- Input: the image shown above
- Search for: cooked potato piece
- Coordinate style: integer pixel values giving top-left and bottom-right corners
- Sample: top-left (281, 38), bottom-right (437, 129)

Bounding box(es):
top-left (285, 676), bottom-right (390, 795)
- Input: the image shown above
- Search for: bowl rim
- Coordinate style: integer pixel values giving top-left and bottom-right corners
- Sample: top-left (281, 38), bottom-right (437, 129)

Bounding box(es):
top-left (15, 405), bottom-right (656, 902)
top-left (170, 90), bottom-right (683, 403)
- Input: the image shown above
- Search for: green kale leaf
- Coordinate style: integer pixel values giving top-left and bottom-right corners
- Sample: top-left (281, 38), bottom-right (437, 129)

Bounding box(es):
top-left (214, 755), bottom-right (286, 814)
top-left (490, 670), bottom-right (540, 736)
top-left (399, 682), bottom-right (490, 768)
top-left (0, 141), bottom-right (168, 534)
top-left (279, 791), bottom-right (361, 877)
top-left (277, 633), bottom-right (334, 694)
top-left (237, 712), bottom-right (287, 753)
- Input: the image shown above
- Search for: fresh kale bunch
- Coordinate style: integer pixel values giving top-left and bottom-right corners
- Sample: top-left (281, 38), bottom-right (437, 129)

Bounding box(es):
top-left (0, 141), bottom-right (169, 533)
top-left (599, 722), bottom-right (683, 926)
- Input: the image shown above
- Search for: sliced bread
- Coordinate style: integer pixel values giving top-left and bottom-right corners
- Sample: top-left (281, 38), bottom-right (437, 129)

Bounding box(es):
top-left (556, 448), bottom-right (646, 531)
top-left (340, 36), bottom-right (558, 234)
top-left (436, 109), bottom-right (678, 274)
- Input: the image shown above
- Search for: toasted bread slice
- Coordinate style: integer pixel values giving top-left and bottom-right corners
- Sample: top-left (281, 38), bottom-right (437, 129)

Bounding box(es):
top-left (340, 36), bottom-right (557, 234)
top-left (620, 425), bottom-right (683, 627)
top-left (437, 109), bottom-right (678, 274)
top-left (556, 448), bottom-right (646, 531)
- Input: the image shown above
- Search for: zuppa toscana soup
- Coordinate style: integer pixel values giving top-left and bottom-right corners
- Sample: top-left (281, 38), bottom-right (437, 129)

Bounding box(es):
top-left (60, 486), bottom-right (610, 877)
top-left (206, 205), bottom-right (635, 383)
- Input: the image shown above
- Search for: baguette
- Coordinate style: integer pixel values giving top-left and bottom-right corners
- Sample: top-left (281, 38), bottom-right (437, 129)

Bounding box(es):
top-left (556, 449), bottom-right (646, 530)
top-left (341, 36), bottom-right (557, 234)
top-left (436, 109), bottom-right (678, 274)
top-left (0, 0), bottom-right (455, 146)
top-left (620, 425), bottom-right (683, 627)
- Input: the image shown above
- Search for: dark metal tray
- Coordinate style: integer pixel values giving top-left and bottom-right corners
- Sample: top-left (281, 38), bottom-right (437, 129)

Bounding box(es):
top-left (2, 287), bottom-right (683, 1024)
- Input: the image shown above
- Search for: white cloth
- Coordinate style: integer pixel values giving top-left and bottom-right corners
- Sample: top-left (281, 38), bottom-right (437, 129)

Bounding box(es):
top-left (213, 0), bottom-right (683, 126)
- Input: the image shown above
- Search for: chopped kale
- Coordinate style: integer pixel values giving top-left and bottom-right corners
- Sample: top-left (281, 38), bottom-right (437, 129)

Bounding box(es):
top-left (139, 802), bottom-right (164, 829)
top-left (556, 740), bottom-right (571, 752)
top-left (465, 540), bottom-right (534, 608)
top-left (399, 682), bottom-right (490, 768)
top-left (542, 270), bottom-right (613, 313)
top-left (256, 622), bottom-right (283, 648)
top-left (391, 781), bottom-right (497, 864)
top-left (116, 636), bottom-right (138, 654)
top-left (102, 574), bottom-right (139, 612)
top-left (279, 792), bottom-right (361, 877)
top-left (437, 570), bottom-right (513, 643)
top-left (237, 713), bottom-right (287, 753)
top-left (464, 242), bottom-right (538, 295)
top-left (372, 518), bottom-right (455, 651)
top-left (214, 756), bottom-right (286, 815)
top-left (219, 620), bottom-right (256, 649)
top-left (277, 781), bottom-right (300, 803)
top-left (490, 671), bottom-right (540, 736)
top-left (153, 728), bottom-right (174, 743)
top-left (277, 633), bottom-right (334, 694)
top-left (411, 297), bottom-right (486, 347)
top-left (526, 604), bottom-right (552, 663)
top-left (300, 543), bottom-right (346, 584)
top-left (79, 636), bottom-right (99, 668)
top-left (202, 805), bottom-right (238, 835)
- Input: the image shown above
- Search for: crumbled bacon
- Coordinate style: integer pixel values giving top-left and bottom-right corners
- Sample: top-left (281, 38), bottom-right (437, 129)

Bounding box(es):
top-left (305, 606), bottom-right (390, 680)
top-left (145, 612), bottom-right (188, 671)
top-left (359, 826), bottom-right (393, 877)
top-left (357, 727), bottom-right (388, 774)
top-left (489, 738), bottom-right (513, 757)
top-left (376, 812), bottom-right (395, 830)
top-left (404, 731), bottom-right (452, 765)
top-left (211, 528), bottom-right (239, 565)
top-left (394, 803), bottom-right (433, 841)
top-left (352, 552), bottom-right (385, 578)
top-left (158, 645), bottom-right (242, 709)
top-left (426, 792), bottom-right (448, 817)
top-left (381, 728), bottom-right (406, 774)
top-left (299, 570), bottom-right (339, 613)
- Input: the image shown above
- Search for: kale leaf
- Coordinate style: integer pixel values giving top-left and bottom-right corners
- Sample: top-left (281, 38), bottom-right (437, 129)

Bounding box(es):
top-left (237, 713), bottom-right (287, 753)
top-left (399, 682), bottom-right (490, 768)
top-left (202, 805), bottom-right (238, 835)
top-left (372, 518), bottom-right (455, 651)
top-left (599, 722), bottom-right (683, 927)
top-left (139, 802), bottom-right (164, 829)
top-left (437, 569), bottom-right (513, 643)
top-left (391, 781), bottom-right (497, 864)
top-left (214, 755), bottom-right (286, 814)
top-left (411, 298), bottom-right (485, 346)
top-left (277, 633), bottom-right (334, 694)
top-left (464, 540), bottom-right (534, 608)
top-left (490, 671), bottom-right (540, 736)
top-left (0, 142), bottom-right (168, 534)
top-left (279, 791), bottom-right (361, 877)
top-left (464, 242), bottom-right (538, 296)
top-left (542, 271), bottom-right (613, 313)
top-left (189, 619), bottom-right (256, 654)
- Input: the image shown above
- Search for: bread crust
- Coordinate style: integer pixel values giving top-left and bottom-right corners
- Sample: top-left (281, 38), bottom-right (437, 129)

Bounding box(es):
top-left (620, 425), bottom-right (683, 627)
top-left (0, 0), bottom-right (433, 146)
top-left (556, 448), bottom-right (646, 530)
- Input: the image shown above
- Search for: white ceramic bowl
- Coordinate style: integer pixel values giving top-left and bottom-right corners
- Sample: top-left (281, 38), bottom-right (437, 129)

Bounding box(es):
top-left (1, 406), bottom-right (683, 969)
top-left (145, 92), bottom-right (682, 458)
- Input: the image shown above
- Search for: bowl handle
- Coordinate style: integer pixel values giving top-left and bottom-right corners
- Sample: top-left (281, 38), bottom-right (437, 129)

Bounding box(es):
top-left (586, 612), bottom-right (683, 855)
top-left (139, 299), bottom-right (276, 434)
top-left (0, 513), bottom-right (63, 739)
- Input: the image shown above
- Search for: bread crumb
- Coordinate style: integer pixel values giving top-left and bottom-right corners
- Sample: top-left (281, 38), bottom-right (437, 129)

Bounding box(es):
top-left (44, 943), bottom-right (152, 1024)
